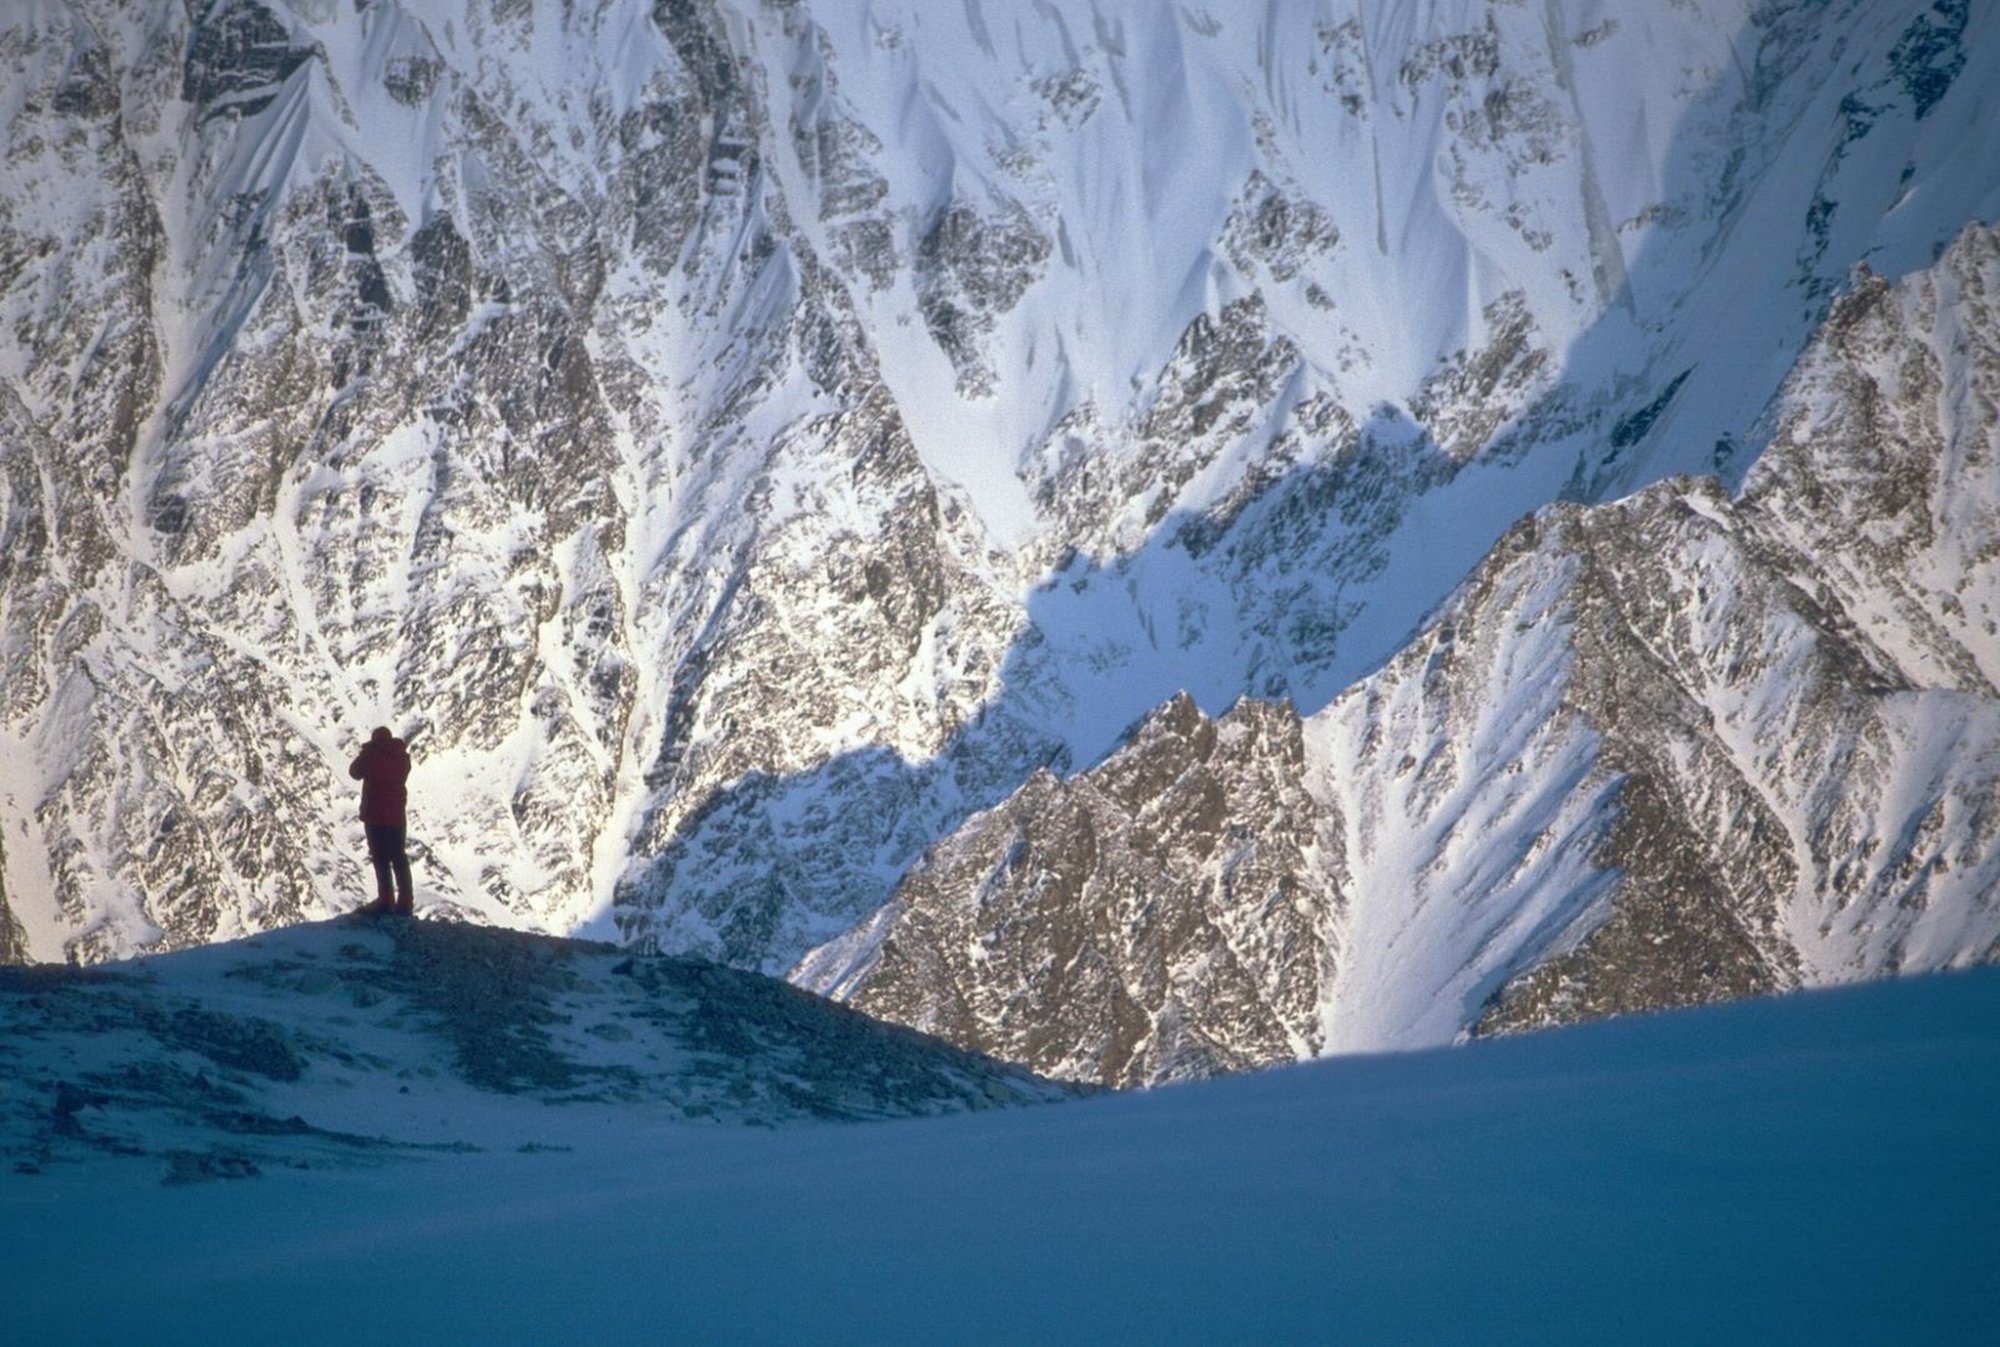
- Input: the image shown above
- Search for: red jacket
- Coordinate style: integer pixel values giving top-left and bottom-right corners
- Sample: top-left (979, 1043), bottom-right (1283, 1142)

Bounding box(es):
top-left (349, 732), bottom-right (410, 826)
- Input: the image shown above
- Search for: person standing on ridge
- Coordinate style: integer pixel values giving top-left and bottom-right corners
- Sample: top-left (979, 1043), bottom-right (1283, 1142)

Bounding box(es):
top-left (350, 726), bottom-right (414, 916)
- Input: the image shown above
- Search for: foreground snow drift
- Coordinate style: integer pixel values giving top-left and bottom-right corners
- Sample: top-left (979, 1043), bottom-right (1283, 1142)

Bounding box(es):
top-left (5, 967), bottom-right (1995, 1344)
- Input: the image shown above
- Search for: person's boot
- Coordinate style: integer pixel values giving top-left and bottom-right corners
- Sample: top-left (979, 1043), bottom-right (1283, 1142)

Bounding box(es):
top-left (358, 896), bottom-right (396, 917)
top-left (393, 896), bottom-right (414, 916)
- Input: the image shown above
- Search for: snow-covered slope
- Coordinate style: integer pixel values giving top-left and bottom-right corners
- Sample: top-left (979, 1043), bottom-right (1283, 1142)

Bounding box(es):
top-left (6, 964), bottom-right (1997, 1344)
top-left (0, 0), bottom-right (1996, 1053)
top-left (799, 222), bottom-right (2000, 1085)
top-left (0, 916), bottom-right (1069, 1181)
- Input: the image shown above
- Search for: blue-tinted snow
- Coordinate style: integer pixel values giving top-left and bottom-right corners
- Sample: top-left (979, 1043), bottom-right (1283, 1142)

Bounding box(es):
top-left (6, 966), bottom-right (1995, 1344)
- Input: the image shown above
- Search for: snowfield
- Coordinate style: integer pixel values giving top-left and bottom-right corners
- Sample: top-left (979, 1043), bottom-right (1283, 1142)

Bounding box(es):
top-left (4, 936), bottom-right (1995, 1344)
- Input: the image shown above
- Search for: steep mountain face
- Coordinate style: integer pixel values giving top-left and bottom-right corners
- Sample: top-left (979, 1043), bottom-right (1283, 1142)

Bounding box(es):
top-left (0, 0), bottom-right (1995, 1076)
top-left (798, 224), bottom-right (2000, 1086)
top-left (0, 917), bottom-right (1071, 1182)
top-left (796, 693), bottom-right (1340, 1085)
top-left (3, 0), bottom-right (1006, 961)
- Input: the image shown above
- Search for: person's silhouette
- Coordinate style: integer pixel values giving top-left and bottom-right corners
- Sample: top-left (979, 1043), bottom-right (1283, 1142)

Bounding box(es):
top-left (349, 726), bottom-right (414, 916)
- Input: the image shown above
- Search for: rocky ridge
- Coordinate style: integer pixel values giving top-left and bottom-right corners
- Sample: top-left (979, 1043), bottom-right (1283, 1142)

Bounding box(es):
top-left (0, 915), bottom-right (1072, 1183)
top-left (798, 223), bottom-right (2000, 1086)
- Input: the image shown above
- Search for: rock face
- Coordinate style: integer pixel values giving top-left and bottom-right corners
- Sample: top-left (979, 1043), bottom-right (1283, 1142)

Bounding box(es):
top-left (797, 694), bottom-right (1339, 1086)
top-left (800, 224), bottom-right (2000, 1085)
top-left (0, 0), bottom-right (1996, 1084)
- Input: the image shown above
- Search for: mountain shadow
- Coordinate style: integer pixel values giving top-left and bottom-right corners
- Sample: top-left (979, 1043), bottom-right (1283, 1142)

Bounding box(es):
top-left (610, 0), bottom-right (1998, 977)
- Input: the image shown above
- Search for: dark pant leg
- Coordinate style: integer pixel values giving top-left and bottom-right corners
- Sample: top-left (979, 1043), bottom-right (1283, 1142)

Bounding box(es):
top-left (390, 835), bottom-right (413, 904)
top-left (365, 825), bottom-right (411, 902)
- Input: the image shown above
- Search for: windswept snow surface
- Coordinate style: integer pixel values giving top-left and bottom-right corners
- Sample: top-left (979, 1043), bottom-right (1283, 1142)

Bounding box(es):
top-left (5, 967), bottom-right (1997, 1345)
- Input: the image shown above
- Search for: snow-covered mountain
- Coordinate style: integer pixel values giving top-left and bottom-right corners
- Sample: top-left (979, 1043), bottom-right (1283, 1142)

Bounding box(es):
top-left (798, 223), bottom-right (2000, 1084)
top-left (1, 0), bottom-right (1996, 1074)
